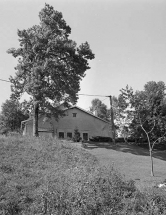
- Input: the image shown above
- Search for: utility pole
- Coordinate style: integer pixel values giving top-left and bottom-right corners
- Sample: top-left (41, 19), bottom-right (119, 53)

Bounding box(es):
top-left (108, 95), bottom-right (115, 144)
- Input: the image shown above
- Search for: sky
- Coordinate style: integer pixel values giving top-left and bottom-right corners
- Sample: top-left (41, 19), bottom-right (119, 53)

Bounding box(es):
top-left (0, 0), bottom-right (166, 111)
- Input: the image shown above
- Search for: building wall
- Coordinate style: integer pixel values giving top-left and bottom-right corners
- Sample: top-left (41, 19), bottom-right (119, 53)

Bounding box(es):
top-left (23, 116), bottom-right (53, 137)
top-left (52, 107), bottom-right (111, 140)
top-left (23, 107), bottom-right (112, 140)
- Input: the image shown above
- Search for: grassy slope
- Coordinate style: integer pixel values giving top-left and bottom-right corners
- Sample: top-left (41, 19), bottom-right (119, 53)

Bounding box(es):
top-left (0, 136), bottom-right (98, 214)
top-left (0, 136), bottom-right (166, 214)
top-left (83, 142), bottom-right (166, 190)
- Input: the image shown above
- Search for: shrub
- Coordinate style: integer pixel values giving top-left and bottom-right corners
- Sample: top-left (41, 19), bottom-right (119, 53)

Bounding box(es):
top-left (0, 127), bottom-right (9, 136)
top-left (89, 136), bottom-right (112, 142)
top-left (115, 137), bottom-right (125, 143)
top-left (72, 128), bottom-right (81, 142)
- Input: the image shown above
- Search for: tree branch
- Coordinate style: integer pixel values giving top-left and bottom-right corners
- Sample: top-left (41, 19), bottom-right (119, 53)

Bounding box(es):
top-left (151, 131), bottom-right (166, 150)
top-left (139, 114), bottom-right (151, 149)
top-left (147, 119), bottom-right (155, 134)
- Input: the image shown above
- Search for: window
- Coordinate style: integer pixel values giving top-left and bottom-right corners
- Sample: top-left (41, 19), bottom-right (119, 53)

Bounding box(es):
top-left (73, 113), bottom-right (77, 117)
top-left (67, 132), bottom-right (72, 139)
top-left (59, 132), bottom-right (64, 139)
top-left (83, 133), bottom-right (88, 141)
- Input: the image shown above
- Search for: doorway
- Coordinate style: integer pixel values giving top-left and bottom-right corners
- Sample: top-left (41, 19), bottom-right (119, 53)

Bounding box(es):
top-left (83, 133), bottom-right (88, 141)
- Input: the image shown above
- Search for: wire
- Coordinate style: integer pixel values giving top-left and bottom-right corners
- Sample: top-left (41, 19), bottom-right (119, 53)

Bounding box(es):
top-left (0, 78), bottom-right (10, 83)
top-left (101, 97), bottom-right (109, 102)
top-left (0, 78), bottom-right (111, 98)
top-left (78, 93), bottom-right (108, 97)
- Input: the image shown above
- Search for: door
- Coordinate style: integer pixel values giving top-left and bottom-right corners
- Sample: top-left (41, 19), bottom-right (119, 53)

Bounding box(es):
top-left (59, 132), bottom-right (64, 139)
top-left (83, 133), bottom-right (88, 141)
top-left (67, 132), bottom-right (72, 139)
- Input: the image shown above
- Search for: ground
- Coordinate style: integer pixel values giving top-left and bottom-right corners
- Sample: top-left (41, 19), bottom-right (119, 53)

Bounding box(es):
top-left (70, 141), bottom-right (166, 191)
top-left (1, 136), bottom-right (166, 214)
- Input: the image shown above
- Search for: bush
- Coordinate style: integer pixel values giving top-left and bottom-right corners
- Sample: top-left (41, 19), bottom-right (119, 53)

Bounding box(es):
top-left (72, 128), bottom-right (81, 142)
top-left (115, 137), bottom-right (125, 143)
top-left (127, 137), bottom-right (135, 143)
top-left (89, 136), bottom-right (112, 142)
top-left (0, 127), bottom-right (9, 136)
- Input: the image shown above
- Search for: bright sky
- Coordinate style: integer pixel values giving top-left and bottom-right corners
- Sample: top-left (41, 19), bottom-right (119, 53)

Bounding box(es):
top-left (0, 0), bottom-right (166, 111)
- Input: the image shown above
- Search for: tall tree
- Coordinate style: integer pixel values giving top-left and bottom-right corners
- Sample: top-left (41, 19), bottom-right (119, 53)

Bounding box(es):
top-left (90, 98), bottom-right (109, 121)
top-left (113, 93), bottom-right (134, 142)
top-left (7, 4), bottom-right (95, 136)
top-left (121, 82), bottom-right (166, 176)
top-left (0, 98), bottom-right (28, 132)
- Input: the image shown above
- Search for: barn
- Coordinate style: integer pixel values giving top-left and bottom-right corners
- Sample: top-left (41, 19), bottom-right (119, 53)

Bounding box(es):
top-left (21, 106), bottom-right (112, 140)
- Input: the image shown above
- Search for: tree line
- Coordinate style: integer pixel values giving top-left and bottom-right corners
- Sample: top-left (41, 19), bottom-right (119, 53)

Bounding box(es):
top-left (91, 81), bottom-right (166, 146)
top-left (89, 81), bottom-right (166, 176)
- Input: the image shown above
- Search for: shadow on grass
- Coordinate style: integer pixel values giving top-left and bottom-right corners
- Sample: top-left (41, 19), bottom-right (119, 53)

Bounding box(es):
top-left (85, 142), bottom-right (166, 161)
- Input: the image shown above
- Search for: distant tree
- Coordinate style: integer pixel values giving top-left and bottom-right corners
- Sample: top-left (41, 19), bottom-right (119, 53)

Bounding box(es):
top-left (90, 98), bottom-right (109, 121)
top-left (0, 98), bottom-right (28, 132)
top-left (7, 4), bottom-right (95, 137)
top-left (121, 82), bottom-right (166, 176)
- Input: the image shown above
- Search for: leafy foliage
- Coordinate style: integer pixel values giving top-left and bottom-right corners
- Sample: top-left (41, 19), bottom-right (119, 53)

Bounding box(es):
top-left (112, 93), bottom-right (134, 141)
top-left (0, 98), bottom-right (28, 132)
top-left (120, 81), bottom-right (166, 176)
top-left (7, 3), bottom-right (95, 136)
top-left (89, 136), bottom-right (112, 142)
top-left (90, 98), bottom-right (109, 121)
top-left (129, 82), bottom-right (166, 142)
top-left (72, 127), bottom-right (81, 142)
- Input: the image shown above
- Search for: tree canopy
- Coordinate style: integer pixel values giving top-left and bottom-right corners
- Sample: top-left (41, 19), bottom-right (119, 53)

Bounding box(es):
top-left (112, 93), bottom-right (134, 142)
top-left (120, 81), bottom-right (166, 176)
top-left (90, 98), bottom-right (109, 121)
top-left (0, 98), bottom-right (28, 132)
top-left (128, 81), bottom-right (166, 142)
top-left (7, 4), bottom-right (95, 136)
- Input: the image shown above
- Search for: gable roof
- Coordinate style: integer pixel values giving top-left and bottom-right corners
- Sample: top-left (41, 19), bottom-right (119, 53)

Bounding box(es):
top-left (21, 106), bottom-right (110, 124)
top-left (68, 106), bottom-right (110, 124)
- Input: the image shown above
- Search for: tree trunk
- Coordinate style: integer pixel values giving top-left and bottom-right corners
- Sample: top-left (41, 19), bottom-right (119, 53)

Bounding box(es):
top-left (123, 133), bottom-right (128, 143)
top-left (143, 129), bottom-right (154, 177)
top-left (149, 148), bottom-right (154, 176)
top-left (33, 101), bottom-right (39, 137)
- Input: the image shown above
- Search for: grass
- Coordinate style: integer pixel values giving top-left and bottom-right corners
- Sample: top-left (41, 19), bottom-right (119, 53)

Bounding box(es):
top-left (0, 135), bottom-right (166, 214)
top-left (0, 135), bottom-right (97, 214)
top-left (80, 141), bottom-right (166, 190)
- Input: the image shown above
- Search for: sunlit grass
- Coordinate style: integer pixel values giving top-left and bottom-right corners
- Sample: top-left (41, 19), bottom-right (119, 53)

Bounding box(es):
top-left (88, 142), bottom-right (166, 190)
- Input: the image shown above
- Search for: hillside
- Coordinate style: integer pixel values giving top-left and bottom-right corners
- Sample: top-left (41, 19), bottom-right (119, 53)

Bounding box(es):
top-left (0, 135), bottom-right (166, 214)
top-left (85, 142), bottom-right (166, 190)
